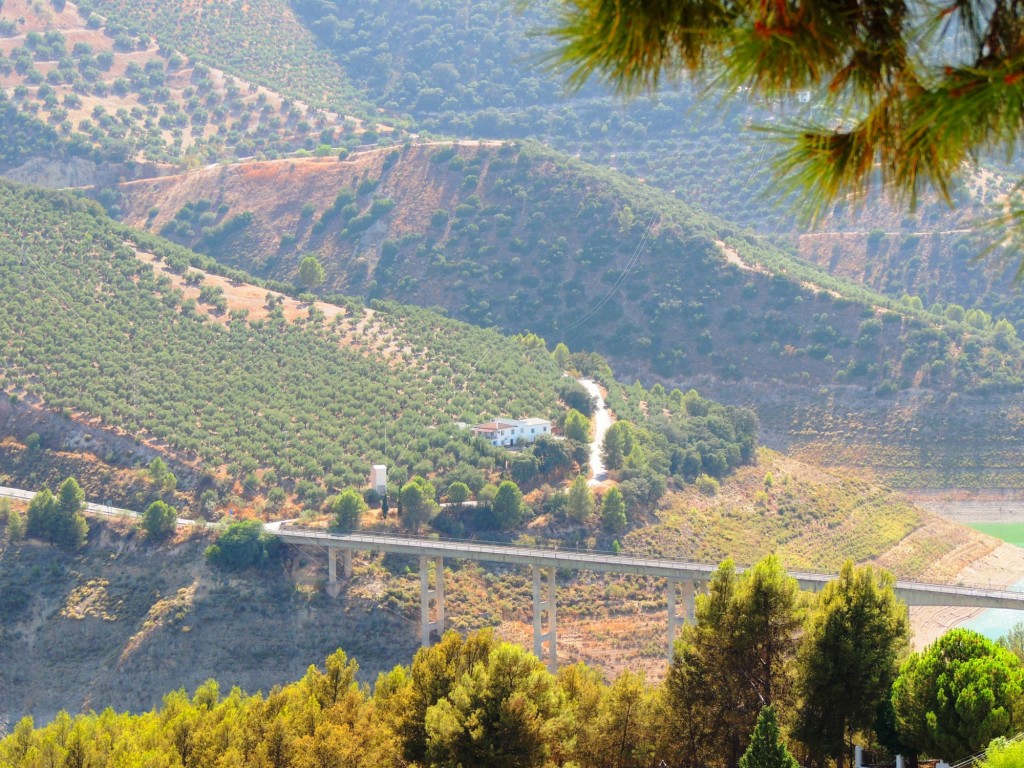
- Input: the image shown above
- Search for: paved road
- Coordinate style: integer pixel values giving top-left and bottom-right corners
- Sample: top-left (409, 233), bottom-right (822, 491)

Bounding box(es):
top-left (579, 378), bottom-right (612, 485)
top-left (0, 486), bottom-right (197, 525)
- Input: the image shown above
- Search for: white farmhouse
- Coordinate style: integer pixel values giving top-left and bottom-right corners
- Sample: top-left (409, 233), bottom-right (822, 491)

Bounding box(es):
top-left (470, 417), bottom-right (552, 447)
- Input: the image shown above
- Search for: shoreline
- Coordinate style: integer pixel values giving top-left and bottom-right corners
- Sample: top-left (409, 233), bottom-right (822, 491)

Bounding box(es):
top-left (909, 542), bottom-right (1024, 649)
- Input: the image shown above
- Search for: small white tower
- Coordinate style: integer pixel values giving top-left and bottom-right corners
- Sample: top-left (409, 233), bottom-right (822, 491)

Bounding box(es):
top-left (371, 465), bottom-right (387, 496)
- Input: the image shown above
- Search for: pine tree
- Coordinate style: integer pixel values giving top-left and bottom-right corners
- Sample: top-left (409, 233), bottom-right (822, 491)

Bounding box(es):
top-left (548, 0), bottom-right (1024, 236)
top-left (6, 507), bottom-right (24, 542)
top-left (142, 500), bottom-right (178, 540)
top-left (795, 561), bottom-right (909, 768)
top-left (600, 486), bottom-right (627, 532)
top-left (566, 475), bottom-right (594, 523)
top-left (298, 255), bottom-right (326, 291)
top-left (739, 706), bottom-right (798, 768)
top-left (552, 342), bottom-right (571, 370)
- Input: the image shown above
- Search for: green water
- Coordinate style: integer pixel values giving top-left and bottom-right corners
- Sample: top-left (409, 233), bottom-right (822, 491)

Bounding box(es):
top-left (963, 525), bottom-right (1024, 640)
top-left (968, 522), bottom-right (1024, 548)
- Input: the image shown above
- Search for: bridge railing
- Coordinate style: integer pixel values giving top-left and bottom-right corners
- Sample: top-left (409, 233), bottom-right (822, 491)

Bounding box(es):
top-left (275, 523), bottom-right (1024, 596)
top-left (947, 730), bottom-right (1023, 768)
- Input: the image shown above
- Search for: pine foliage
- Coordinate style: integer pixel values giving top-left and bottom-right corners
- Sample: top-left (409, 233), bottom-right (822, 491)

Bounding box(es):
top-left (551, 0), bottom-right (1024, 224)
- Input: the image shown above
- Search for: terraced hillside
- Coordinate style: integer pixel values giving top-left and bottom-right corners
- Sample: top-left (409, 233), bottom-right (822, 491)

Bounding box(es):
top-left (114, 141), bottom-right (1024, 488)
top-left (87, 0), bottom-right (359, 111)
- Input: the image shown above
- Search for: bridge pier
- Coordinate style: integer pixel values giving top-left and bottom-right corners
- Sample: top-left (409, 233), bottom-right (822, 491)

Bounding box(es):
top-left (533, 565), bottom-right (556, 672)
top-left (666, 579), bottom-right (695, 662)
top-left (420, 556), bottom-right (444, 646)
top-left (326, 549), bottom-right (354, 597)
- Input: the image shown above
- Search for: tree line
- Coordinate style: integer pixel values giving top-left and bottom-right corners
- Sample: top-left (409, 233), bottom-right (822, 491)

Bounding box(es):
top-left (2, 557), bottom-right (1022, 768)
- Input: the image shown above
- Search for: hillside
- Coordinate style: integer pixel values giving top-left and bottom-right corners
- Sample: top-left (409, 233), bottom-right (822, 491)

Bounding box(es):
top-left (0, 517), bottom-right (413, 724)
top-left (113, 141), bottom-right (1024, 488)
top-left (7, 178), bottom-right (987, 722)
top-left (0, 0), bottom-right (378, 176)
top-left (3, 0), bottom-right (1021, 337)
top-left (795, 178), bottom-right (1024, 327)
top-left (86, 0), bottom-right (360, 112)
top-left (0, 181), bottom-right (572, 516)
top-left (2, 0), bottom-right (1024, 744)
top-left (285, 0), bottom-right (1024, 319)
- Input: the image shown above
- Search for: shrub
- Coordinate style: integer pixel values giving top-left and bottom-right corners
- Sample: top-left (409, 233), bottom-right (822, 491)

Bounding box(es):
top-left (142, 500), bottom-right (177, 540)
top-left (326, 488), bottom-right (366, 532)
top-left (205, 520), bottom-right (276, 569)
top-left (696, 474), bottom-right (720, 496)
top-left (26, 478), bottom-right (88, 547)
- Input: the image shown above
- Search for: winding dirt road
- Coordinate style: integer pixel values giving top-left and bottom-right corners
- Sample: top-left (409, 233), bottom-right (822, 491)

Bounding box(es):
top-left (578, 378), bottom-right (612, 485)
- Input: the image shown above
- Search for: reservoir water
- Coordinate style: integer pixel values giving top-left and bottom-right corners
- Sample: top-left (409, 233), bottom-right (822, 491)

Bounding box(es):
top-left (964, 578), bottom-right (1024, 641)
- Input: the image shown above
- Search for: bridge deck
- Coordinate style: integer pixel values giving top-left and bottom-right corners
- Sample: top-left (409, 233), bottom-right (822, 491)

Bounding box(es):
top-left (272, 527), bottom-right (1024, 611)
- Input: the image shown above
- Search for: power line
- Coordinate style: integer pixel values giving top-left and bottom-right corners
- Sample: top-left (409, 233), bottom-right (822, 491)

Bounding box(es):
top-left (561, 212), bottom-right (658, 335)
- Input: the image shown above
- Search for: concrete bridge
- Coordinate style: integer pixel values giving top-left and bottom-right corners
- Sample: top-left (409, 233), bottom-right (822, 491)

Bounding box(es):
top-left (269, 526), bottom-right (1024, 670)
top-left (5, 483), bottom-right (1020, 671)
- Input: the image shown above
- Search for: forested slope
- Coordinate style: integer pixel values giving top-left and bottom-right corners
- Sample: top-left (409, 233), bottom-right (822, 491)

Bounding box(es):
top-left (115, 141), bottom-right (1024, 487)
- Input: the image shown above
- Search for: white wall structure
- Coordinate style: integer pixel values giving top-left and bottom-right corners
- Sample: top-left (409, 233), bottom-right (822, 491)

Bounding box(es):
top-left (470, 417), bottom-right (552, 447)
top-left (370, 464), bottom-right (387, 495)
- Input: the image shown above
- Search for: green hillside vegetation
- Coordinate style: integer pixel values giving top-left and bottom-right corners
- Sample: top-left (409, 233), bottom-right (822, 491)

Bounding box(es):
top-left (288, 0), bottom-right (1022, 270)
top-left (0, 0), bottom-right (371, 168)
top-left (3, 575), bottom-right (1018, 768)
top-left (84, 0), bottom-right (361, 112)
top-left (290, 0), bottom-right (807, 234)
top-left (0, 91), bottom-right (65, 168)
top-left (121, 142), bottom-right (1024, 394)
top-left (115, 141), bottom-right (1024, 487)
top-left (4, 0), bottom-right (1021, 367)
top-left (287, 0), bottom-right (1024, 341)
top-left (0, 181), bottom-right (573, 514)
